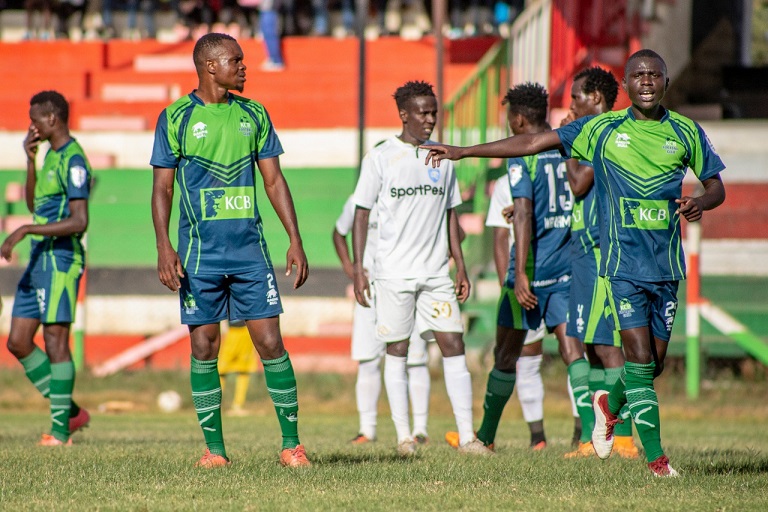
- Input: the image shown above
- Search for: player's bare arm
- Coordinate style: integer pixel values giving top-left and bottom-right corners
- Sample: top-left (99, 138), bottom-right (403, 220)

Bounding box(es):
top-left (351, 206), bottom-right (371, 307)
top-left (447, 208), bottom-right (470, 302)
top-left (565, 159), bottom-right (594, 197)
top-left (420, 130), bottom-right (563, 167)
top-left (512, 196), bottom-right (538, 310)
top-left (332, 228), bottom-right (355, 280)
top-left (258, 156), bottom-right (308, 289)
top-left (676, 174), bottom-right (726, 222)
top-left (152, 166), bottom-right (184, 292)
top-left (0, 198), bottom-right (89, 261)
top-left (492, 227), bottom-right (510, 286)
top-left (23, 124), bottom-right (41, 213)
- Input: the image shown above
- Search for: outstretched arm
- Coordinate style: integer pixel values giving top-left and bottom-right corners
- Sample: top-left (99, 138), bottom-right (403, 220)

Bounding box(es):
top-left (258, 156), bottom-right (308, 289)
top-left (448, 208), bottom-right (470, 302)
top-left (676, 174), bottom-right (726, 222)
top-left (421, 131), bottom-right (563, 167)
top-left (152, 166), bottom-right (184, 291)
top-left (565, 159), bottom-right (594, 197)
top-left (352, 206), bottom-right (371, 307)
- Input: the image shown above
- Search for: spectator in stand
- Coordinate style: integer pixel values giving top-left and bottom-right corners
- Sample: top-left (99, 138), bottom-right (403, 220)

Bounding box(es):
top-left (100, 0), bottom-right (158, 39)
top-left (259, 0), bottom-right (285, 71)
top-left (55, 0), bottom-right (88, 40)
top-left (24, 0), bottom-right (56, 39)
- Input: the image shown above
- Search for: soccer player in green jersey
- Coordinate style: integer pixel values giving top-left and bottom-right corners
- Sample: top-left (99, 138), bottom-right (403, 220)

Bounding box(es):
top-left (422, 49), bottom-right (726, 476)
top-left (561, 67), bottom-right (639, 459)
top-left (3, 91), bottom-right (92, 446)
top-left (151, 33), bottom-right (310, 468)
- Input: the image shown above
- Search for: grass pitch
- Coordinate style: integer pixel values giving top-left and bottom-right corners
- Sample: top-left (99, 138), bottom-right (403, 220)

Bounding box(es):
top-left (1, 365), bottom-right (767, 511)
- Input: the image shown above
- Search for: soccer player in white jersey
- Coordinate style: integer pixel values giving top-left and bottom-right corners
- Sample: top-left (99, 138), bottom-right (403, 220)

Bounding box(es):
top-left (334, 195), bottom-right (432, 444)
top-left (351, 81), bottom-right (492, 456)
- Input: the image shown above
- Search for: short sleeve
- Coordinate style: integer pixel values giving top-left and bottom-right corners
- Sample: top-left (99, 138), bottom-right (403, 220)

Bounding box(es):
top-left (508, 158), bottom-right (532, 200)
top-left (150, 109), bottom-right (180, 168)
top-left (485, 177), bottom-right (512, 228)
top-left (445, 161), bottom-right (462, 210)
top-left (352, 152), bottom-right (381, 210)
top-left (556, 115), bottom-right (593, 162)
top-left (690, 122), bottom-right (726, 181)
top-left (65, 154), bottom-right (90, 201)
top-left (255, 107), bottom-right (284, 160)
top-left (335, 196), bottom-right (356, 236)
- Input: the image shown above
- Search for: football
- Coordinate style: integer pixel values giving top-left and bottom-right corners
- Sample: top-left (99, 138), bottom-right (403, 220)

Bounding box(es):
top-left (157, 390), bottom-right (182, 413)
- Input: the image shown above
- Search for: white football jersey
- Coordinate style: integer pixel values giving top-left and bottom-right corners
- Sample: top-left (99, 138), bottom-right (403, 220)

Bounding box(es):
top-left (486, 176), bottom-right (513, 232)
top-left (352, 136), bottom-right (462, 279)
top-left (335, 195), bottom-right (378, 279)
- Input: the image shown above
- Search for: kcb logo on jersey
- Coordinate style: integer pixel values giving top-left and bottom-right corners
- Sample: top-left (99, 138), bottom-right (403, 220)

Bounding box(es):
top-left (662, 138), bottom-right (679, 154)
top-left (618, 298), bottom-right (635, 318)
top-left (183, 293), bottom-right (198, 315)
top-left (239, 117), bottom-right (252, 137)
top-left (621, 198), bottom-right (670, 230)
top-left (201, 187), bottom-right (255, 220)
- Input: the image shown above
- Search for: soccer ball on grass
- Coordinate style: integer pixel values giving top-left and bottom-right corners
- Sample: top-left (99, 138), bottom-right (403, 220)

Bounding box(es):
top-left (157, 390), bottom-right (183, 412)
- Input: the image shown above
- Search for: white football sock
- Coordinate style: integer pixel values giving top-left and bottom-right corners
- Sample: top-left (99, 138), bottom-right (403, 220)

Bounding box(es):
top-left (384, 354), bottom-right (411, 442)
top-left (516, 354), bottom-right (544, 423)
top-left (567, 374), bottom-right (579, 417)
top-left (407, 364), bottom-right (430, 437)
top-left (356, 357), bottom-right (382, 439)
top-left (442, 354), bottom-right (474, 446)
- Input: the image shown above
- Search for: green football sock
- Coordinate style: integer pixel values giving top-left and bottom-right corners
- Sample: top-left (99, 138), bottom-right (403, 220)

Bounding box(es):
top-left (19, 347), bottom-right (81, 418)
top-left (606, 366), bottom-right (633, 437)
top-left (607, 366), bottom-right (627, 416)
top-left (262, 352), bottom-right (300, 450)
top-left (624, 361), bottom-right (663, 462)
top-left (567, 358), bottom-right (594, 443)
top-left (49, 361), bottom-right (74, 442)
top-left (476, 368), bottom-right (516, 446)
top-left (190, 357), bottom-right (226, 458)
top-left (588, 364), bottom-right (605, 393)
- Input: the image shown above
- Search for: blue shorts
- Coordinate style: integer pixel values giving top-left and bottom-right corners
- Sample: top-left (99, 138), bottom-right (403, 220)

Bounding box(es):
top-left (604, 277), bottom-right (679, 342)
top-left (179, 268), bottom-right (283, 325)
top-left (566, 249), bottom-right (620, 346)
top-left (12, 251), bottom-right (83, 324)
top-left (497, 279), bottom-right (569, 331)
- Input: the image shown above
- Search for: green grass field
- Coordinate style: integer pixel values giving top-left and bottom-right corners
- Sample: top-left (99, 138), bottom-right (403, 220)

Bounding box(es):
top-left (1, 364), bottom-right (767, 510)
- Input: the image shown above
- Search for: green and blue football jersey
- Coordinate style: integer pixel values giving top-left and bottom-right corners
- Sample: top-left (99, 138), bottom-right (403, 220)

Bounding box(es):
top-left (150, 92), bottom-right (284, 275)
top-left (32, 138), bottom-right (91, 264)
top-left (505, 149), bottom-right (573, 287)
top-left (570, 165), bottom-right (600, 259)
top-left (557, 107), bottom-right (726, 281)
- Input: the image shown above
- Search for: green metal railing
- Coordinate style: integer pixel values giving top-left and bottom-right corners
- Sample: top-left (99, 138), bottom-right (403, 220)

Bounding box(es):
top-left (443, 40), bottom-right (510, 217)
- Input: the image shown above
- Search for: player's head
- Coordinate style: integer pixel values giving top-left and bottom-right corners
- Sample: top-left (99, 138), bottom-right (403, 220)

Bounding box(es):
top-left (570, 66), bottom-right (619, 119)
top-left (29, 90), bottom-right (69, 141)
top-left (393, 81), bottom-right (437, 145)
top-left (623, 49), bottom-right (668, 114)
top-left (193, 33), bottom-right (246, 92)
top-left (502, 82), bottom-right (548, 135)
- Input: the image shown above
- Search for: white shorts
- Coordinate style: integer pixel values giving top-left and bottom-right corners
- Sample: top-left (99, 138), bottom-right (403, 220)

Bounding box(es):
top-left (374, 276), bottom-right (464, 343)
top-left (351, 286), bottom-right (428, 364)
top-left (524, 321), bottom-right (546, 345)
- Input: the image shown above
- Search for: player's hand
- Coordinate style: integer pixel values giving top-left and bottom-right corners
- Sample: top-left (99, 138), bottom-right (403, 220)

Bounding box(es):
top-left (560, 112), bottom-right (576, 127)
top-left (454, 267), bottom-right (471, 303)
top-left (23, 124), bottom-right (41, 161)
top-left (419, 144), bottom-right (463, 168)
top-left (157, 244), bottom-right (184, 292)
top-left (501, 204), bottom-right (514, 224)
top-left (286, 241), bottom-right (309, 289)
top-left (513, 274), bottom-right (538, 310)
top-left (675, 196), bottom-right (704, 222)
top-left (353, 269), bottom-right (371, 308)
top-left (0, 226), bottom-right (28, 261)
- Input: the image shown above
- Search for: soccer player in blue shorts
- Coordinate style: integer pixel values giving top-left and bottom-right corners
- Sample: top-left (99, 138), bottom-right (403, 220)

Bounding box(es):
top-left (561, 67), bottom-right (639, 459)
top-left (422, 49), bottom-right (726, 476)
top-left (151, 33), bottom-right (310, 468)
top-left (444, 83), bottom-right (583, 451)
top-left (3, 90), bottom-right (92, 446)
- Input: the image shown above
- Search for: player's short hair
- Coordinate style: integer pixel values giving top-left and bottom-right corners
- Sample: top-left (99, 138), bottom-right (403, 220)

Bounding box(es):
top-left (393, 81), bottom-right (435, 110)
top-left (193, 32), bottom-right (237, 68)
top-left (625, 49), bottom-right (667, 79)
top-left (573, 66), bottom-right (619, 109)
top-left (30, 90), bottom-right (69, 123)
top-left (502, 82), bottom-right (548, 125)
